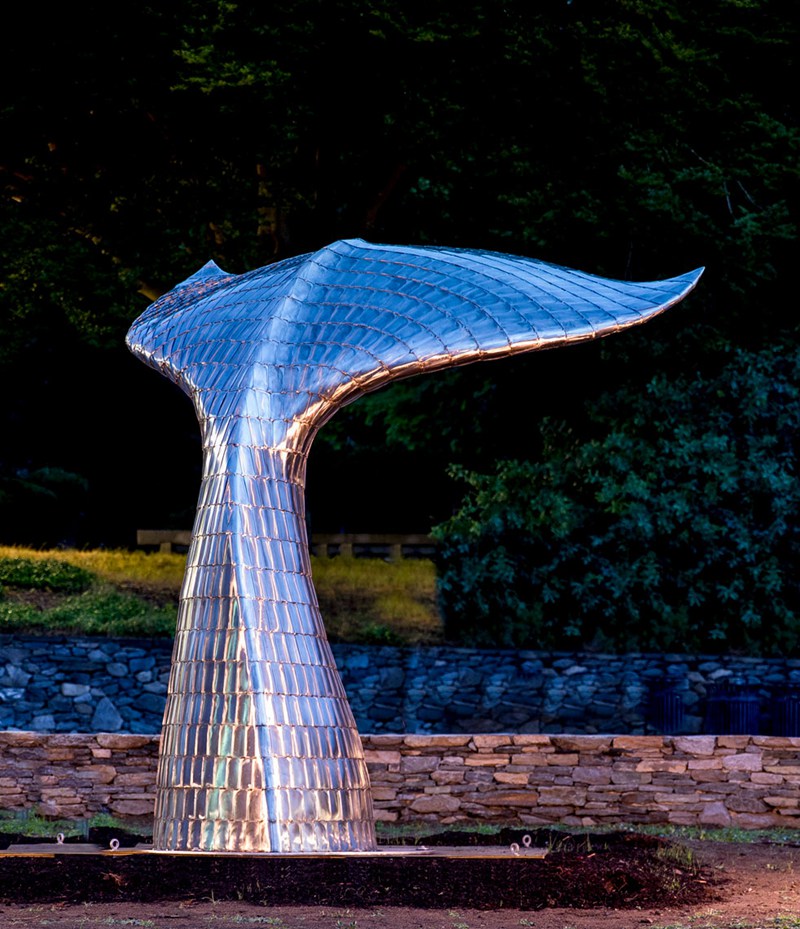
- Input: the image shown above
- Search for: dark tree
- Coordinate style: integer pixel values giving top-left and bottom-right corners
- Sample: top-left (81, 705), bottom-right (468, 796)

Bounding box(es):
top-left (0, 0), bottom-right (796, 545)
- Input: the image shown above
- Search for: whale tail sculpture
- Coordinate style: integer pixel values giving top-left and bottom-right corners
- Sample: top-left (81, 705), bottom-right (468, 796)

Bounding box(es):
top-left (126, 238), bottom-right (703, 852)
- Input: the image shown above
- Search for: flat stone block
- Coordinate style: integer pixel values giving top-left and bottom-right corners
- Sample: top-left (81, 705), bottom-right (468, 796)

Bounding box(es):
top-left (716, 736), bottom-right (752, 749)
top-left (461, 790), bottom-right (539, 807)
top-left (0, 732), bottom-right (42, 747)
top-left (552, 735), bottom-right (613, 753)
top-left (536, 787), bottom-right (585, 806)
top-left (464, 755), bottom-right (510, 766)
top-left (653, 792), bottom-right (701, 806)
top-left (45, 748), bottom-right (78, 761)
top-left (40, 787), bottom-right (80, 798)
top-left (113, 772), bottom-right (155, 786)
top-left (751, 771), bottom-right (784, 785)
top-left (95, 734), bottom-right (155, 750)
top-left (372, 809), bottom-right (398, 822)
top-left (722, 753), bottom-right (763, 772)
top-left (731, 811), bottom-right (784, 828)
top-left (635, 760), bottom-right (687, 774)
top-left (494, 772), bottom-right (530, 786)
top-left (510, 754), bottom-right (549, 766)
top-left (431, 770), bottom-right (465, 786)
top-left (764, 796), bottom-right (799, 808)
top-left (31, 715), bottom-right (55, 731)
top-left (409, 794), bottom-right (460, 813)
top-left (521, 772), bottom-right (557, 787)
top-left (471, 735), bottom-right (512, 750)
top-left (691, 770), bottom-right (728, 783)
top-left (727, 797), bottom-right (769, 814)
top-left (363, 750), bottom-right (402, 765)
top-left (674, 736), bottom-right (716, 755)
top-left (403, 735), bottom-right (471, 749)
top-left (107, 799), bottom-right (154, 817)
top-left (61, 683), bottom-right (90, 697)
top-left (571, 766), bottom-right (612, 785)
top-left (765, 765), bottom-right (800, 776)
top-left (667, 812), bottom-right (700, 826)
top-left (511, 734), bottom-right (552, 747)
top-left (400, 756), bottom-right (439, 773)
top-left (420, 785), bottom-right (457, 797)
top-left (752, 736), bottom-right (800, 748)
top-left (362, 734), bottom-right (404, 747)
top-left (612, 736), bottom-right (665, 751)
top-left (546, 753), bottom-right (578, 766)
top-left (687, 758), bottom-right (721, 770)
top-left (75, 765), bottom-right (117, 784)
top-left (610, 770), bottom-right (650, 785)
top-left (699, 801), bottom-right (732, 827)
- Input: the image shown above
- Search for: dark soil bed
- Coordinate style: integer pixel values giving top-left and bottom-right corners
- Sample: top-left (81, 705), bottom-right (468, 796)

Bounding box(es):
top-left (0, 828), bottom-right (714, 910)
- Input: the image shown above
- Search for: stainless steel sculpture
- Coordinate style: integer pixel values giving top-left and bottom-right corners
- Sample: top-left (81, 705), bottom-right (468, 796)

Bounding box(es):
top-left (126, 237), bottom-right (702, 853)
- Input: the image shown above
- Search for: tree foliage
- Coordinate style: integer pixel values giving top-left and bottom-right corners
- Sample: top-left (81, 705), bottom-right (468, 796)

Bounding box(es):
top-left (0, 0), bottom-right (797, 545)
top-left (434, 342), bottom-right (800, 654)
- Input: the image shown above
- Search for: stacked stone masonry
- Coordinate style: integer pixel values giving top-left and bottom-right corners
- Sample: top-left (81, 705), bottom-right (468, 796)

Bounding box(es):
top-left (3, 635), bottom-right (800, 735)
top-left (1, 732), bottom-right (800, 830)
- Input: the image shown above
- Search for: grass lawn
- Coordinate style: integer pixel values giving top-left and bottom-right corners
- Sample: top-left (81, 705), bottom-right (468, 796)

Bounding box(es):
top-left (0, 545), bottom-right (442, 645)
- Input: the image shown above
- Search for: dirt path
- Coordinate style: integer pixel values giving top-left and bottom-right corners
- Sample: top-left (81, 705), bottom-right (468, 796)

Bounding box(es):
top-left (0, 840), bottom-right (797, 928)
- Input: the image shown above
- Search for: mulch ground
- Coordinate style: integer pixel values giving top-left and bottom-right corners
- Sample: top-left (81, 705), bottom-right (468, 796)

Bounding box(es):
top-left (0, 828), bottom-right (713, 911)
top-left (1, 834), bottom-right (799, 929)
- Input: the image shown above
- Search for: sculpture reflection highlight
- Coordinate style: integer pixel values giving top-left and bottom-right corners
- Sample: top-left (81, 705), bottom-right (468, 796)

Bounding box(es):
top-left (126, 238), bottom-right (702, 852)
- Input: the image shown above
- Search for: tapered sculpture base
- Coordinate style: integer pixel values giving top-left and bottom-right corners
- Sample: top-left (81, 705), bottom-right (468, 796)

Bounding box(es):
top-left (151, 459), bottom-right (375, 853)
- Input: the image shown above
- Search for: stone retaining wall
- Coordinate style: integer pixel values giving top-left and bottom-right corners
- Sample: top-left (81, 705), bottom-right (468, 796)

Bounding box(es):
top-left (3, 634), bottom-right (800, 736)
top-left (0, 637), bottom-right (172, 735)
top-left (0, 731), bottom-right (157, 819)
top-left (365, 733), bottom-right (800, 830)
top-left (2, 731), bottom-right (799, 830)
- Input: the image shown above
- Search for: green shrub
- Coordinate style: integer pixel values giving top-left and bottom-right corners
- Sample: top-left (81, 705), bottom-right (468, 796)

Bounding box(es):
top-left (0, 598), bottom-right (47, 632)
top-left (0, 587), bottom-right (176, 637)
top-left (0, 556), bottom-right (93, 593)
top-left (44, 589), bottom-right (177, 637)
top-left (434, 343), bottom-right (800, 654)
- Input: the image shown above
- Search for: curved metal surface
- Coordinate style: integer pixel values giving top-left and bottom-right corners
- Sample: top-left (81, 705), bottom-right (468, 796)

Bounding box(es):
top-left (126, 238), bottom-right (703, 852)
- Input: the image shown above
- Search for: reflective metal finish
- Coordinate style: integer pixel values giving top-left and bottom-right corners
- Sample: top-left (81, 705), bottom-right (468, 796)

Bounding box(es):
top-left (126, 238), bottom-right (702, 853)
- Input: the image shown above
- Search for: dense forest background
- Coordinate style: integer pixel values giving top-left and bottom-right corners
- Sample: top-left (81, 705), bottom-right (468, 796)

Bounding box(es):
top-left (1, 1), bottom-right (797, 649)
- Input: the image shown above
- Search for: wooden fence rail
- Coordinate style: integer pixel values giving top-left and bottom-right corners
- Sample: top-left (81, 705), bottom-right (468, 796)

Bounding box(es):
top-left (136, 530), bottom-right (435, 561)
